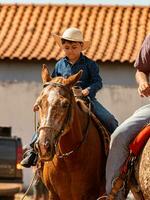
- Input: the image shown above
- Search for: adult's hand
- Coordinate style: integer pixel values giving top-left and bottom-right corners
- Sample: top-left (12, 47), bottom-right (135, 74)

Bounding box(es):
top-left (138, 81), bottom-right (150, 97)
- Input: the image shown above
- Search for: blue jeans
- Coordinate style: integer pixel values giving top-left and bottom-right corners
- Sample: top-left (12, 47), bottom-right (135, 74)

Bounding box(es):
top-left (90, 98), bottom-right (118, 134)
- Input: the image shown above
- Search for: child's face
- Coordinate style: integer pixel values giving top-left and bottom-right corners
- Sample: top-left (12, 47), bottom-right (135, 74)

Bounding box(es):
top-left (62, 41), bottom-right (83, 62)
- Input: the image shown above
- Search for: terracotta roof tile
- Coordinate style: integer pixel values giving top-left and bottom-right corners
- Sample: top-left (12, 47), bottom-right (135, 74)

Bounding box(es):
top-left (1, 5), bottom-right (26, 58)
top-left (0, 4), bottom-right (150, 62)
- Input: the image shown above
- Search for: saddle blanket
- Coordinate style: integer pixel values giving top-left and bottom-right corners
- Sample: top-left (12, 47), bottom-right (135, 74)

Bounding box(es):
top-left (129, 124), bottom-right (150, 156)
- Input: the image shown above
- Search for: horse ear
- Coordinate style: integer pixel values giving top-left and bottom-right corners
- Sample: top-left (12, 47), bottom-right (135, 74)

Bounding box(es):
top-left (65, 70), bottom-right (83, 87)
top-left (41, 64), bottom-right (52, 83)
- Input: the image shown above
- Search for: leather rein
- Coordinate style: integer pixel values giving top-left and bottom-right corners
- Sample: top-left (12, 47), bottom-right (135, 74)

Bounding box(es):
top-left (35, 82), bottom-right (91, 159)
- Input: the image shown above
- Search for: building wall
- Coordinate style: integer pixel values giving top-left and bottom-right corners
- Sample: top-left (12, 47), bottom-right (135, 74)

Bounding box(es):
top-left (0, 59), bottom-right (149, 187)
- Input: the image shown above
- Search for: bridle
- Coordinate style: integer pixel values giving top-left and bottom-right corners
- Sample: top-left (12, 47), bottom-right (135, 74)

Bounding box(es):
top-left (35, 81), bottom-right (91, 159)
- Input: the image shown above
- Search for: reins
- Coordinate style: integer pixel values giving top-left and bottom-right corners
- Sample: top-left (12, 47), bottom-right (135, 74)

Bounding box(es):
top-left (20, 110), bottom-right (42, 200)
top-left (20, 167), bottom-right (39, 200)
top-left (20, 133), bottom-right (42, 200)
top-left (55, 98), bottom-right (92, 159)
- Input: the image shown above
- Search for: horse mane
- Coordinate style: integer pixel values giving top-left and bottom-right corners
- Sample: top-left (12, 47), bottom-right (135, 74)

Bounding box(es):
top-left (76, 98), bottom-right (110, 156)
top-left (76, 98), bottom-right (89, 113)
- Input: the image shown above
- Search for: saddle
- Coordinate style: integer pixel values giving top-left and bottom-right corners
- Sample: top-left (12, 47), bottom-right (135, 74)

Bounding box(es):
top-left (108, 124), bottom-right (150, 200)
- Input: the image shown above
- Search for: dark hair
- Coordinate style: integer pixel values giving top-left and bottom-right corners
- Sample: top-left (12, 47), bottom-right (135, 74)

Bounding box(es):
top-left (61, 38), bottom-right (82, 45)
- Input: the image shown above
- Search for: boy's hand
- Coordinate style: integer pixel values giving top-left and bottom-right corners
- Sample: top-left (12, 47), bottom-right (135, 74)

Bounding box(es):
top-left (82, 88), bottom-right (89, 96)
top-left (138, 81), bottom-right (150, 97)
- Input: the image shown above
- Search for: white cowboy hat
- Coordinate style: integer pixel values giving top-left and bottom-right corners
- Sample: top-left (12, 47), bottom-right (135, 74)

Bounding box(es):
top-left (52, 27), bottom-right (90, 51)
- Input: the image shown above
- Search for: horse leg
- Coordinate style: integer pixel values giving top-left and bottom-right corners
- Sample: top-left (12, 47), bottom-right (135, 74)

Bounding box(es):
top-left (44, 181), bottom-right (59, 200)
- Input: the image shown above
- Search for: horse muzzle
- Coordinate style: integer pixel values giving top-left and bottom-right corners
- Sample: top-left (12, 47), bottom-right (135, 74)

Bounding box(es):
top-left (35, 139), bottom-right (55, 161)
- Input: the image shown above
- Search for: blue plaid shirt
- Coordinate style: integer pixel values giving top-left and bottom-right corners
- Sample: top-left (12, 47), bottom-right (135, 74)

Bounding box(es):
top-left (52, 53), bottom-right (103, 98)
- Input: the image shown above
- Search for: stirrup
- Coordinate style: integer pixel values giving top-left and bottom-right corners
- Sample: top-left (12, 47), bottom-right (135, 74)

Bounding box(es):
top-left (97, 194), bottom-right (108, 199)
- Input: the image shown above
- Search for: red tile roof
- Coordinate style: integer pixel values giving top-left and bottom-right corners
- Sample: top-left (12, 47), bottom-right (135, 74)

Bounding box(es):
top-left (0, 4), bottom-right (150, 62)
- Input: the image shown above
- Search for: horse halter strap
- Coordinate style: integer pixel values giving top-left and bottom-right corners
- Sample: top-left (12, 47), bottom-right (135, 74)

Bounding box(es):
top-left (55, 98), bottom-right (91, 159)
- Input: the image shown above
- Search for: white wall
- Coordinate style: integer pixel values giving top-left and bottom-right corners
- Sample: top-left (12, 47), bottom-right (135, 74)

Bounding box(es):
top-left (98, 86), bottom-right (149, 122)
top-left (0, 82), bottom-right (41, 187)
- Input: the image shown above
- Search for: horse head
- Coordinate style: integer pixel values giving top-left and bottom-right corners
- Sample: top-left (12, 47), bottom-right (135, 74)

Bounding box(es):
top-left (34, 64), bottom-right (82, 161)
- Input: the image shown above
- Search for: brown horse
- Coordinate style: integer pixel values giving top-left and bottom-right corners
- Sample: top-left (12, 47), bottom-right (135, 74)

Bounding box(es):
top-left (33, 65), bottom-right (108, 200)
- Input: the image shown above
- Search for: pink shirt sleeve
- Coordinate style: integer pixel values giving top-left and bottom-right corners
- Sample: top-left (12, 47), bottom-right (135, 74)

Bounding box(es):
top-left (134, 34), bottom-right (150, 73)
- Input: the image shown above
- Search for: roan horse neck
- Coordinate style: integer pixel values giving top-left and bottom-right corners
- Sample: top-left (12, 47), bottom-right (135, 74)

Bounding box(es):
top-left (57, 100), bottom-right (89, 160)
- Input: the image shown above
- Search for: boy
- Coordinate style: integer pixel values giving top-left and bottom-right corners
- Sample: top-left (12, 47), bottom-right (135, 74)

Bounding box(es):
top-left (52, 27), bottom-right (118, 132)
top-left (21, 27), bottom-right (118, 168)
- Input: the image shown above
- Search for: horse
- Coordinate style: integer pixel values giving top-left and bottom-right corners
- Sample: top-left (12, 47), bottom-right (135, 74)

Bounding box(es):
top-left (108, 124), bottom-right (150, 200)
top-left (33, 64), bottom-right (109, 200)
